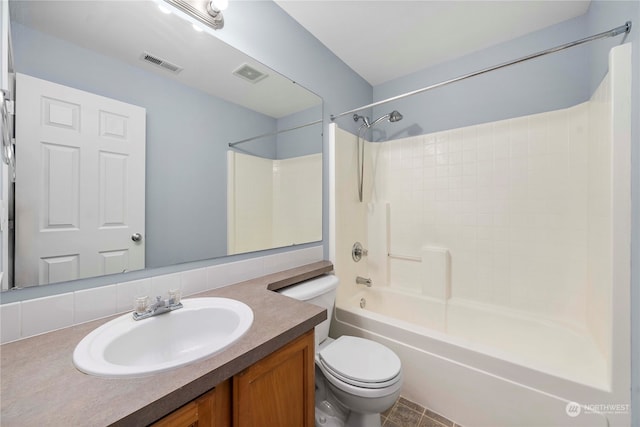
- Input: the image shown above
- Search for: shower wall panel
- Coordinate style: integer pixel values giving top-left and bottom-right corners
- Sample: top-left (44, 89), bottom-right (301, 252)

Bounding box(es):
top-left (369, 102), bottom-right (601, 329)
top-left (586, 72), bottom-right (612, 368)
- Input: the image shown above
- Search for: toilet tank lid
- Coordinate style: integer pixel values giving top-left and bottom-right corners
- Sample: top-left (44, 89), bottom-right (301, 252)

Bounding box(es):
top-left (277, 274), bottom-right (339, 301)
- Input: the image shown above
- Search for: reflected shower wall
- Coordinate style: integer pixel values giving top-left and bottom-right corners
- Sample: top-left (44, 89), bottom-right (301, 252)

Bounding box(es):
top-left (227, 151), bottom-right (322, 254)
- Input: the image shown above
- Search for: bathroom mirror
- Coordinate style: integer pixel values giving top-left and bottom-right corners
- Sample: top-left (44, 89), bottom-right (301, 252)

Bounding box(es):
top-left (6, 0), bottom-right (323, 290)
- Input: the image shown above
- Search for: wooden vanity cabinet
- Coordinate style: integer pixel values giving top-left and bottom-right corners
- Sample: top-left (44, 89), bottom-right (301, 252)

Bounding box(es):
top-left (151, 379), bottom-right (231, 427)
top-left (152, 330), bottom-right (315, 427)
top-left (233, 329), bottom-right (315, 427)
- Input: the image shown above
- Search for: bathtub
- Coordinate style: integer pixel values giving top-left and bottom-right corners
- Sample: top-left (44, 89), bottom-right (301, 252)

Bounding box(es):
top-left (330, 286), bottom-right (620, 427)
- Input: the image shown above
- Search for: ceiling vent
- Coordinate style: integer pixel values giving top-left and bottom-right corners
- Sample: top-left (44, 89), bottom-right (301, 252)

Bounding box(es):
top-left (232, 63), bottom-right (268, 84)
top-left (140, 52), bottom-right (183, 74)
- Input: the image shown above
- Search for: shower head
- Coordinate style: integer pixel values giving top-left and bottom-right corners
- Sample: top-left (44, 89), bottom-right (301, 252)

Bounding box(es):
top-left (370, 110), bottom-right (403, 128)
top-left (389, 110), bottom-right (403, 122)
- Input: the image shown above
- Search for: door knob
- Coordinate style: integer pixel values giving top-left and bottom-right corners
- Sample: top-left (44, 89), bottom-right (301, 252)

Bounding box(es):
top-left (131, 233), bottom-right (143, 242)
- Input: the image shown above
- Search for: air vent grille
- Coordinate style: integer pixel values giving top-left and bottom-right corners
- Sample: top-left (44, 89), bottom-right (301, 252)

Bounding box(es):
top-left (140, 52), bottom-right (183, 74)
top-left (233, 63), bottom-right (268, 84)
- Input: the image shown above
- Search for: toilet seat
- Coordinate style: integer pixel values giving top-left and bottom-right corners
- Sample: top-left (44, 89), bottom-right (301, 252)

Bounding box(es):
top-left (319, 336), bottom-right (401, 389)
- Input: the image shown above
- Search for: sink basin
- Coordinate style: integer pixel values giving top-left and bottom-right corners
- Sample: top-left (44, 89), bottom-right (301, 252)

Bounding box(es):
top-left (73, 297), bottom-right (253, 378)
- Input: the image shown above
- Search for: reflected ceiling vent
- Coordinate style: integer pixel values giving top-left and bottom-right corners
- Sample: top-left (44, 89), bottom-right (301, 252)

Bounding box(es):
top-left (232, 63), bottom-right (268, 84)
top-left (140, 52), bottom-right (183, 74)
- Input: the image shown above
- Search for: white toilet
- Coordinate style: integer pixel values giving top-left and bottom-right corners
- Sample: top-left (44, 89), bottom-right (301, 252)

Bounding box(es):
top-left (279, 275), bottom-right (402, 427)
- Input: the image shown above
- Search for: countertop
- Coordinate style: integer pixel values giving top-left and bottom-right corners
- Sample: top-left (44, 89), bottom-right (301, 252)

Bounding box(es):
top-left (0, 261), bottom-right (333, 426)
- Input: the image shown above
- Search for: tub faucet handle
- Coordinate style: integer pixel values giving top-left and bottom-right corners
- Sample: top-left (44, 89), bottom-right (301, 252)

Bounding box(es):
top-left (352, 242), bottom-right (368, 262)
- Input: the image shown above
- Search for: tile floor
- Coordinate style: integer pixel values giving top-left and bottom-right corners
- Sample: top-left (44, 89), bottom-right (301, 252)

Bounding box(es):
top-left (381, 396), bottom-right (462, 427)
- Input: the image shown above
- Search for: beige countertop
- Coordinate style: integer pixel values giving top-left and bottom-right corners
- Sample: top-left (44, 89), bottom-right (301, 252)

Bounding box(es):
top-left (0, 261), bottom-right (332, 427)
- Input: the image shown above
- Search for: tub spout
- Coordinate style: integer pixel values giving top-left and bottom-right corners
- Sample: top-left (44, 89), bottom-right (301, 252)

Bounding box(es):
top-left (356, 276), bottom-right (372, 287)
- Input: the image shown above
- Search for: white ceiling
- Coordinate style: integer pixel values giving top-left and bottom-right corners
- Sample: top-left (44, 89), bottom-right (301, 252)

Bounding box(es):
top-left (275, 0), bottom-right (591, 86)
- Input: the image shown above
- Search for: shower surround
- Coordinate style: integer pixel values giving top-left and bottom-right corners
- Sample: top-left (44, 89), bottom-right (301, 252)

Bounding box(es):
top-left (227, 151), bottom-right (322, 254)
top-left (329, 44), bottom-right (630, 427)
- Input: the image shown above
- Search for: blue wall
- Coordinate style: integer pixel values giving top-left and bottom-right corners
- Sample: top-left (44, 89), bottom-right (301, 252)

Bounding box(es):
top-left (276, 105), bottom-right (323, 159)
top-left (366, 13), bottom-right (592, 140)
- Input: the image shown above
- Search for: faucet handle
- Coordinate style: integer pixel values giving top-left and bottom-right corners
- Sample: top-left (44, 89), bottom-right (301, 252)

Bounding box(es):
top-left (134, 296), bottom-right (149, 314)
top-left (168, 289), bottom-right (181, 305)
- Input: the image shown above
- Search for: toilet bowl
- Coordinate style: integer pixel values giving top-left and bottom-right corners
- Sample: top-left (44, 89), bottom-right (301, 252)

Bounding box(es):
top-left (278, 275), bottom-right (403, 427)
top-left (317, 336), bottom-right (402, 427)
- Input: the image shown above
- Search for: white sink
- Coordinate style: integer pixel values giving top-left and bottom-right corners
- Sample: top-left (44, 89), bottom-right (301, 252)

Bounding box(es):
top-left (73, 297), bottom-right (253, 378)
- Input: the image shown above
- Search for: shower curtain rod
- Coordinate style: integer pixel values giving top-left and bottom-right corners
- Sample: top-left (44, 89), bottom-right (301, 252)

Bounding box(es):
top-left (330, 21), bottom-right (632, 121)
top-left (228, 119), bottom-right (323, 147)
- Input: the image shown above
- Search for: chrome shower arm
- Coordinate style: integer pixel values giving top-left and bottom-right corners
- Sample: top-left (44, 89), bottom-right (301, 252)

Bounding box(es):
top-left (369, 114), bottom-right (390, 128)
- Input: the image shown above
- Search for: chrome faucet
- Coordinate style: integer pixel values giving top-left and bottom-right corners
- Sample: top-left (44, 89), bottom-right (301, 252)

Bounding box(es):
top-left (133, 290), bottom-right (183, 321)
top-left (356, 276), bottom-right (372, 287)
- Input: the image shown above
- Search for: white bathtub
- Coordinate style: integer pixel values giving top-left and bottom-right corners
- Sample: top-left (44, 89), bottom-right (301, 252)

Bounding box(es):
top-left (330, 286), bottom-right (621, 427)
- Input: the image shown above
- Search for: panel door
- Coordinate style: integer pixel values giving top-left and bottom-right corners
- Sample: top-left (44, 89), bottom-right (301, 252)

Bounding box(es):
top-left (15, 73), bottom-right (146, 286)
top-left (233, 330), bottom-right (315, 427)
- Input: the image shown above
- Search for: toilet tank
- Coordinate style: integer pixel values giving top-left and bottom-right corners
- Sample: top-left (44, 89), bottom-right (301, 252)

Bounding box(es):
top-left (278, 274), bottom-right (338, 347)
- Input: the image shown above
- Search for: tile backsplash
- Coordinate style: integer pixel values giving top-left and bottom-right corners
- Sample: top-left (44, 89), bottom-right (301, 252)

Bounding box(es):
top-left (0, 245), bottom-right (323, 344)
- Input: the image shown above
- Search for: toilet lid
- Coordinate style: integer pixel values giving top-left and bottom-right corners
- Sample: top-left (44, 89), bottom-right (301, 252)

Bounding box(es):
top-left (319, 336), bottom-right (401, 387)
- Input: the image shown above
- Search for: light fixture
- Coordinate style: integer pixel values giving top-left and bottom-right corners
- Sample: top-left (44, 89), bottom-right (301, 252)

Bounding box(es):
top-left (206, 0), bottom-right (228, 30)
top-left (160, 0), bottom-right (228, 31)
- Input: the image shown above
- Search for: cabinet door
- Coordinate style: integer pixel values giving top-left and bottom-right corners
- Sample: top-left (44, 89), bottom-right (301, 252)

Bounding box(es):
top-left (152, 379), bottom-right (231, 427)
top-left (233, 330), bottom-right (315, 427)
